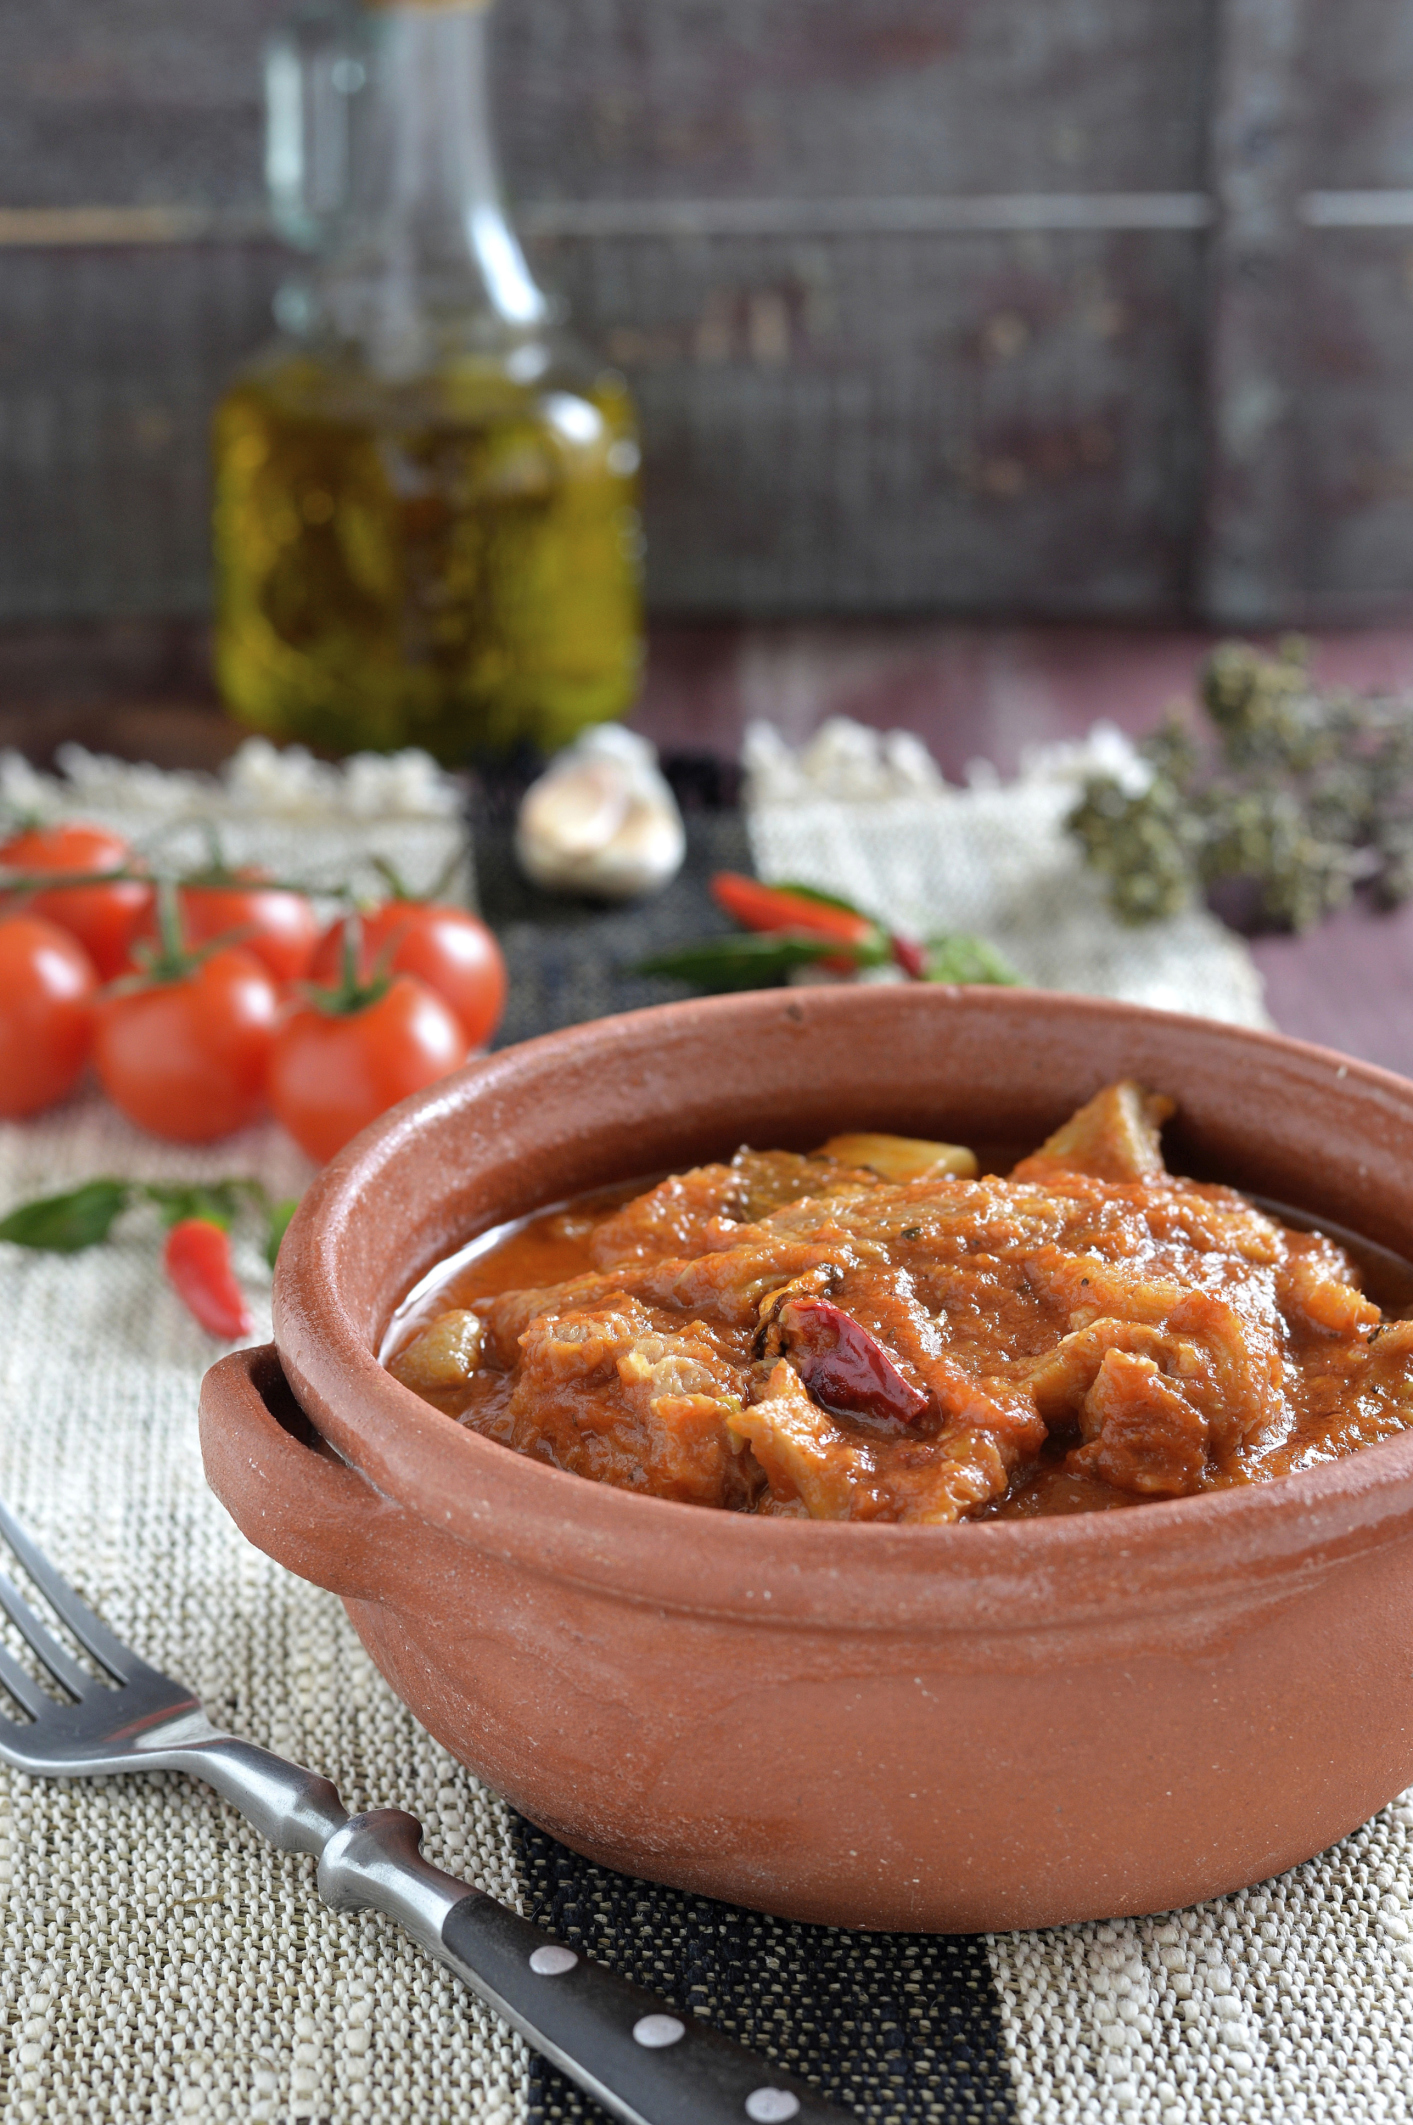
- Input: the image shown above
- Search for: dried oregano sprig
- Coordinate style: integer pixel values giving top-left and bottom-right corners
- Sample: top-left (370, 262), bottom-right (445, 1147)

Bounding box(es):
top-left (1067, 638), bottom-right (1413, 931)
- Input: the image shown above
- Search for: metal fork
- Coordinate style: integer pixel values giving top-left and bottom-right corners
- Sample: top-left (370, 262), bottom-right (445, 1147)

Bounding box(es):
top-left (0, 1495), bottom-right (850, 2125)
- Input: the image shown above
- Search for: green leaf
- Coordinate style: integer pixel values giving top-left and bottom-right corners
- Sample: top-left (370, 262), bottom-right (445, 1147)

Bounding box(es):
top-left (264, 1198), bottom-right (299, 1269)
top-left (140, 1181), bottom-right (252, 1232)
top-left (0, 1179), bottom-right (132, 1253)
top-left (921, 934), bottom-right (1022, 986)
top-left (635, 933), bottom-right (853, 991)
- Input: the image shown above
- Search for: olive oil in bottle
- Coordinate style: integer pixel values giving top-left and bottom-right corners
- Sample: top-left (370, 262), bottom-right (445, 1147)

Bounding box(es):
top-left (213, 0), bottom-right (644, 762)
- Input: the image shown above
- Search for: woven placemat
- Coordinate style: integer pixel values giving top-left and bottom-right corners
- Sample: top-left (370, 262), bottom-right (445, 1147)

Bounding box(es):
top-left (0, 1096), bottom-right (529, 2125)
top-left (0, 755), bottom-right (1407, 2124)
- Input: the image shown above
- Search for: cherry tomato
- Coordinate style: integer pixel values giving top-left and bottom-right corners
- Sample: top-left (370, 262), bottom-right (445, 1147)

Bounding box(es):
top-left (0, 822), bottom-right (151, 980)
top-left (94, 946), bottom-right (279, 1143)
top-left (268, 975), bottom-right (469, 1164)
top-left (128, 873), bottom-right (319, 986)
top-left (0, 914), bottom-right (98, 1119)
top-left (310, 902), bottom-right (506, 1047)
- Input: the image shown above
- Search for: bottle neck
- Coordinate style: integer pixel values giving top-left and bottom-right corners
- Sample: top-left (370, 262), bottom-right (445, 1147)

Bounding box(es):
top-left (317, 0), bottom-right (549, 375)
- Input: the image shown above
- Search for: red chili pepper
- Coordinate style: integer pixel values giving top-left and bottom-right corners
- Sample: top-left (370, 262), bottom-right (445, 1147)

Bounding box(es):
top-left (889, 933), bottom-right (927, 980)
top-left (162, 1217), bottom-right (253, 1340)
top-left (711, 872), bottom-right (931, 981)
top-left (710, 874), bottom-right (877, 950)
top-left (780, 1297), bottom-right (929, 1425)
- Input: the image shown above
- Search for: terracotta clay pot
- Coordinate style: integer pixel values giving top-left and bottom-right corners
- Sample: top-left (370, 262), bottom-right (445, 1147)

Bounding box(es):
top-left (200, 987), bottom-right (1413, 1932)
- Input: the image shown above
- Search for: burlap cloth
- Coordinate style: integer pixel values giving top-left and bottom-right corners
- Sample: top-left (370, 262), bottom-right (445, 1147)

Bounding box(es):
top-left (0, 744), bottom-right (526, 2123)
top-left (0, 1097), bottom-right (528, 2125)
top-left (741, 720), bottom-right (1270, 1028)
top-left (1, 734), bottom-right (1409, 2125)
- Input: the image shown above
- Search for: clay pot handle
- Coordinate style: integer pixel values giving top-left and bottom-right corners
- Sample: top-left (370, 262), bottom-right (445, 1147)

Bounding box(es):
top-left (200, 1343), bottom-right (403, 1603)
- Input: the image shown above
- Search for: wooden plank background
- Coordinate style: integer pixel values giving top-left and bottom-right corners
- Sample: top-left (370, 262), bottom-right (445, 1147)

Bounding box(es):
top-left (2, 0), bottom-right (1413, 627)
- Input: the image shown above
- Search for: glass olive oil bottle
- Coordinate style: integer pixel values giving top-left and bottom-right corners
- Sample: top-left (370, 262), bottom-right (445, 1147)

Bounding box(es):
top-left (213, 0), bottom-right (644, 761)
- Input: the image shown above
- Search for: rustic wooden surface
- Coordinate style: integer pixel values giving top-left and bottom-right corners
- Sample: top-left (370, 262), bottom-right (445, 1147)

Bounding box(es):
top-left (1198, 0), bottom-right (1307, 625)
top-left (7, 617), bottom-right (1413, 1078)
top-left (6, 0), bottom-right (1413, 628)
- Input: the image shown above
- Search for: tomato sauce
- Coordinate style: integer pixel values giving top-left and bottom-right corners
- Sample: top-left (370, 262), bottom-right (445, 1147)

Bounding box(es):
top-left (383, 1084), bottom-right (1413, 1522)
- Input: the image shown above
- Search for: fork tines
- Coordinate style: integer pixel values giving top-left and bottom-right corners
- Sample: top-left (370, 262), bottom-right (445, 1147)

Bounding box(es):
top-left (0, 1496), bottom-right (140, 1718)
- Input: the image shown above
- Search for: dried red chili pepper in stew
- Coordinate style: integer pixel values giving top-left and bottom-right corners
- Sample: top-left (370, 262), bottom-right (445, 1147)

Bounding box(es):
top-left (773, 1297), bottom-right (929, 1426)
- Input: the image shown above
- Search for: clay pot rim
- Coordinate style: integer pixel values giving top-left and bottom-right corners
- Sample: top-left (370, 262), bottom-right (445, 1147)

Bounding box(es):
top-left (272, 985), bottom-right (1413, 1626)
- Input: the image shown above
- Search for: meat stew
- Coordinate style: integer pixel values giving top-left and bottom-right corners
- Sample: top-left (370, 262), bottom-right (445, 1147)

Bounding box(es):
top-left (383, 1082), bottom-right (1413, 1521)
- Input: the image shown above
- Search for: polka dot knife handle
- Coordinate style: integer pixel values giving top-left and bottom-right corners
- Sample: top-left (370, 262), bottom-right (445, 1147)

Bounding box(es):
top-left (318, 1808), bottom-right (847, 2124)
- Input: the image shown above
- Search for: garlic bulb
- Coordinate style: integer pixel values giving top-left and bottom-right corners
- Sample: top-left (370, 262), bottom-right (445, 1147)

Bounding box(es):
top-left (515, 727), bottom-right (686, 900)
